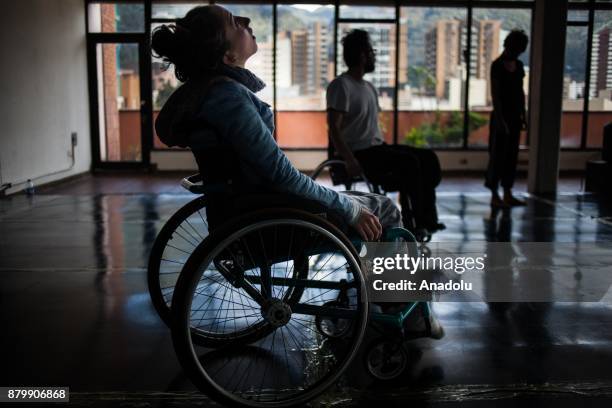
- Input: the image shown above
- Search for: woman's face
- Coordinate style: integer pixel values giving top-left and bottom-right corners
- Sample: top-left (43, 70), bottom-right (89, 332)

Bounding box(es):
top-left (215, 6), bottom-right (257, 67)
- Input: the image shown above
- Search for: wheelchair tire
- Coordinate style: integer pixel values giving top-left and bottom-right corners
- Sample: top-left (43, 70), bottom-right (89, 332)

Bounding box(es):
top-left (171, 208), bottom-right (369, 407)
top-left (365, 339), bottom-right (408, 381)
top-left (148, 196), bottom-right (209, 327)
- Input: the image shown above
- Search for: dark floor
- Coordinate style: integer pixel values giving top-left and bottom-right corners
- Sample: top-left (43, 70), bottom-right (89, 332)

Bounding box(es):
top-left (1, 173), bottom-right (612, 407)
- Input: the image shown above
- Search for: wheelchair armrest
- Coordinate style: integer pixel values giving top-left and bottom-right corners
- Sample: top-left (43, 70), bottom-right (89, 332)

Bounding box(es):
top-left (180, 173), bottom-right (206, 194)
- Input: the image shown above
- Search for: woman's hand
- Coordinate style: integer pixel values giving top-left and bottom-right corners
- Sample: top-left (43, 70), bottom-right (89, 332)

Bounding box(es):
top-left (353, 207), bottom-right (382, 241)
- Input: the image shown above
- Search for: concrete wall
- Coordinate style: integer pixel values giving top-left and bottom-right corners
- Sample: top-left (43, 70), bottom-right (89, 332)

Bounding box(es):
top-left (0, 0), bottom-right (90, 195)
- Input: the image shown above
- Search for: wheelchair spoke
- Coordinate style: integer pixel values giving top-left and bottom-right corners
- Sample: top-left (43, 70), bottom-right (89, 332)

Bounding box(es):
top-left (163, 242), bottom-right (192, 256)
top-left (184, 217), bottom-right (205, 241)
top-left (160, 258), bottom-right (185, 265)
top-left (173, 226), bottom-right (199, 248)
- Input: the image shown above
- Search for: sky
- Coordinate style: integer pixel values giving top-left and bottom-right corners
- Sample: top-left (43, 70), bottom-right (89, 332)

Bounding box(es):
top-left (291, 5), bottom-right (329, 12)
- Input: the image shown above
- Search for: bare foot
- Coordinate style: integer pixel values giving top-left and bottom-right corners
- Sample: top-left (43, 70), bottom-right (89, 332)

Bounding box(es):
top-left (491, 195), bottom-right (509, 208)
top-left (503, 194), bottom-right (526, 206)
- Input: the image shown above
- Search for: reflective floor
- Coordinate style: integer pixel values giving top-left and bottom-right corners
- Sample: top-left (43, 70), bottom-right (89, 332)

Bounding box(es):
top-left (1, 174), bottom-right (612, 407)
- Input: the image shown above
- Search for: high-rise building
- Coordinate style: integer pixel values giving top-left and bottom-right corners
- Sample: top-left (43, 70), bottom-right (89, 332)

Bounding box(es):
top-left (290, 29), bottom-right (308, 93)
top-left (290, 22), bottom-right (331, 96)
top-left (475, 20), bottom-right (502, 104)
top-left (276, 31), bottom-right (292, 88)
top-left (590, 27), bottom-right (612, 98)
top-left (425, 19), bottom-right (502, 105)
top-left (425, 19), bottom-right (463, 99)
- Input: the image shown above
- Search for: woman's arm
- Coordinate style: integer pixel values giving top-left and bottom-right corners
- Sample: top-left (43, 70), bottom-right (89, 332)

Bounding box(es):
top-left (490, 62), bottom-right (509, 135)
top-left (201, 81), bottom-right (362, 225)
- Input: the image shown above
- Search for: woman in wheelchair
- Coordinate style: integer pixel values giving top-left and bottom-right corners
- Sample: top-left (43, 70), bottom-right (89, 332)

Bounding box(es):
top-left (152, 4), bottom-right (389, 242)
top-left (151, 6), bottom-right (443, 402)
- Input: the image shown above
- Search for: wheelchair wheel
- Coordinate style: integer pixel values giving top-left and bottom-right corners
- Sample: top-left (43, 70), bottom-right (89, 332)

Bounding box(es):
top-left (365, 339), bottom-right (408, 381)
top-left (147, 196), bottom-right (209, 327)
top-left (171, 209), bottom-right (369, 407)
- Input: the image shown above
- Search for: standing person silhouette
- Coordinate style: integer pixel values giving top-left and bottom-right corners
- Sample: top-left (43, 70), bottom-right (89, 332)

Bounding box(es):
top-left (485, 30), bottom-right (529, 208)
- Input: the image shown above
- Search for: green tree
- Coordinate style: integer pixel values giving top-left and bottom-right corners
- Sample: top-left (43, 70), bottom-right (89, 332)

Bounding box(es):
top-left (404, 111), bottom-right (488, 148)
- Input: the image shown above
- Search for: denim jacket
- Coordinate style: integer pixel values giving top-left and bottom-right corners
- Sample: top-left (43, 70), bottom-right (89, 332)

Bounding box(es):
top-left (180, 79), bottom-right (361, 224)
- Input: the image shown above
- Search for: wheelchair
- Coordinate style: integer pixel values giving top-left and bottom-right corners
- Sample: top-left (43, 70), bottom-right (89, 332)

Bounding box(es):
top-left (148, 173), bottom-right (436, 407)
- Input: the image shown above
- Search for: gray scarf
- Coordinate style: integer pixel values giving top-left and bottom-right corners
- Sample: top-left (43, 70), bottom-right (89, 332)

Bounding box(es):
top-left (215, 64), bottom-right (266, 93)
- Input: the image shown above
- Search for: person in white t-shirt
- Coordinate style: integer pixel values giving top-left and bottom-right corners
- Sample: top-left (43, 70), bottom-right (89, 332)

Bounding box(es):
top-left (327, 29), bottom-right (445, 236)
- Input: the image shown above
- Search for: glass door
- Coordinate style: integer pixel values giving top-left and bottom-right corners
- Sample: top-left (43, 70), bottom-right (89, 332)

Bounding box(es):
top-left (89, 40), bottom-right (150, 168)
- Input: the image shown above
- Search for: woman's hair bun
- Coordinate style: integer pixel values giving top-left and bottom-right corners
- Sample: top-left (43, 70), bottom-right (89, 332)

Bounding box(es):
top-left (150, 5), bottom-right (230, 82)
top-left (151, 24), bottom-right (177, 61)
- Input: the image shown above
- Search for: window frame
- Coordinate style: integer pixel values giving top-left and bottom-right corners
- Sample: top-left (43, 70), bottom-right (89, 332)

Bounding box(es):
top-left (85, 0), bottom-right (154, 169)
top-left (86, 0), bottom-right (612, 154)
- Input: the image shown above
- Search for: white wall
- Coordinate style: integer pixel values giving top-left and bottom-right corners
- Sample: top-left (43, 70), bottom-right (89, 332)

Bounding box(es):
top-left (0, 0), bottom-right (91, 195)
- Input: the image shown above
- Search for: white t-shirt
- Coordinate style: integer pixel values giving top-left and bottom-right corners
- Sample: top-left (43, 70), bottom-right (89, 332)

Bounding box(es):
top-left (326, 73), bottom-right (384, 152)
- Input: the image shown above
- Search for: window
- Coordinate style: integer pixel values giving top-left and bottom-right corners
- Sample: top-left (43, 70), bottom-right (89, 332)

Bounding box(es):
top-left (468, 8), bottom-right (532, 148)
top-left (561, 24), bottom-right (589, 148)
top-left (88, 2), bottom-right (145, 33)
top-left (588, 10), bottom-right (612, 147)
top-left (398, 7), bottom-right (467, 148)
top-left (91, 1), bottom-right (612, 154)
top-left (96, 43), bottom-right (142, 161)
top-left (152, 3), bottom-right (201, 19)
top-left (276, 4), bottom-right (335, 148)
top-left (339, 5), bottom-right (396, 20)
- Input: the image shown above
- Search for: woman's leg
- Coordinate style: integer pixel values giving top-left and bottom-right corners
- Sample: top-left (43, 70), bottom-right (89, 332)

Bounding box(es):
top-left (502, 123), bottom-right (525, 206)
top-left (340, 191), bottom-right (402, 230)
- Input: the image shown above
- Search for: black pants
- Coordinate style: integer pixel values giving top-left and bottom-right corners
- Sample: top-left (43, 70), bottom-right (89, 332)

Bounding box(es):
top-left (354, 144), bottom-right (441, 230)
top-left (485, 116), bottom-right (521, 191)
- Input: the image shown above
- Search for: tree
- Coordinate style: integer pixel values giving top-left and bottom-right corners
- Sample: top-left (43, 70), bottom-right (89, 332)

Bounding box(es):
top-left (404, 111), bottom-right (488, 148)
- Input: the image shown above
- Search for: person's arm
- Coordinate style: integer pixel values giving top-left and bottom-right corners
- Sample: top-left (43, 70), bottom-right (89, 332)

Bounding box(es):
top-left (490, 63), bottom-right (509, 135)
top-left (327, 109), bottom-right (362, 178)
top-left (519, 62), bottom-right (527, 129)
top-left (201, 81), bottom-right (381, 239)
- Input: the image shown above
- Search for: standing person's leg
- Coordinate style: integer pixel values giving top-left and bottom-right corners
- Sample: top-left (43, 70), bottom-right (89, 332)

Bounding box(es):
top-left (502, 122), bottom-right (525, 206)
top-left (485, 115), bottom-right (508, 207)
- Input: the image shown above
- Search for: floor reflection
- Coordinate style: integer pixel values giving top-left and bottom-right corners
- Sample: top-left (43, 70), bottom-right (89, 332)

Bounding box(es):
top-left (1, 177), bottom-right (612, 407)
